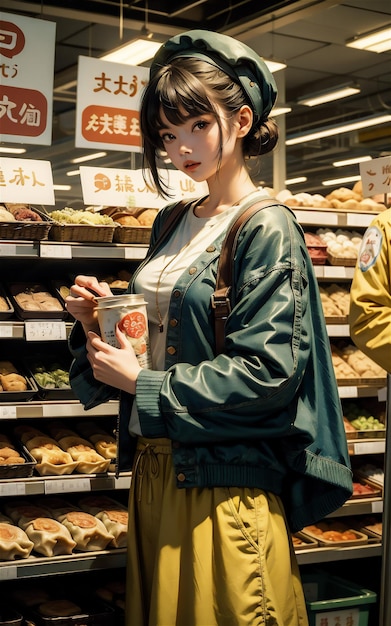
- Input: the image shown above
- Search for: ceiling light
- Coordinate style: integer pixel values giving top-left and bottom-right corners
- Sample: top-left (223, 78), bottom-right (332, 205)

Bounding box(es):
top-left (265, 60), bottom-right (286, 73)
top-left (285, 177), bottom-right (307, 185)
top-left (333, 156), bottom-right (372, 167)
top-left (102, 39), bottom-right (162, 66)
top-left (66, 169), bottom-right (80, 177)
top-left (53, 184), bottom-right (72, 191)
top-left (71, 152), bottom-right (107, 164)
top-left (322, 175), bottom-right (361, 187)
top-left (272, 106), bottom-right (292, 116)
top-left (0, 147), bottom-right (26, 154)
top-left (286, 114), bottom-right (391, 145)
top-left (346, 26), bottom-right (391, 53)
top-left (298, 84), bottom-right (360, 107)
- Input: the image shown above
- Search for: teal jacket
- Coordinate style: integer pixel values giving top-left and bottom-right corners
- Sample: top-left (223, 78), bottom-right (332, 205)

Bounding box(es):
top-left (69, 197), bottom-right (353, 532)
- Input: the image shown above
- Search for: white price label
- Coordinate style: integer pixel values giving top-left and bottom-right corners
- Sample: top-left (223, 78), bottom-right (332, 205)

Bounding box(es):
top-left (0, 482), bottom-right (26, 496)
top-left (0, 324), bottom-right (12, 338)
top-left (25, 321), bottom-right (67, 341)
top-left (0, 244), bottom-right (17, 256)
top-left (0, 565), bottom-right (17, 580)
top-left (315, 607), bottom-right (359, 626)
top-left (45, 478), bottom-right (91, 494)
top-left (40, 244), bottom-right (72, 258)
top-left (0, 405), bottom-right (17, 419)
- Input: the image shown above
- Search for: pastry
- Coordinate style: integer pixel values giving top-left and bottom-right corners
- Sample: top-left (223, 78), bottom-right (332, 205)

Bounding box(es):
top-left (0, 522), bottom-right (34, 560)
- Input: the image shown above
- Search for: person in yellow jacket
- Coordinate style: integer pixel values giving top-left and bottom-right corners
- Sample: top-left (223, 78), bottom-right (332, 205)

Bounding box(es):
top-left (349, 207), bottom-right (391, 373)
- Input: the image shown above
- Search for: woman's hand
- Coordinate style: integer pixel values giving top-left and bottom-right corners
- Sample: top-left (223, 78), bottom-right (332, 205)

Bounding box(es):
top-left (66, 275), bottom-right (112, 334)
top-left (86, 326), bottom-right (142, 395)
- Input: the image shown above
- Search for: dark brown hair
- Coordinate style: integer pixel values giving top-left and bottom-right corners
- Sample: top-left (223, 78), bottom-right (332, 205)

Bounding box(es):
top-left (140, 57), bottom-right (278, 197)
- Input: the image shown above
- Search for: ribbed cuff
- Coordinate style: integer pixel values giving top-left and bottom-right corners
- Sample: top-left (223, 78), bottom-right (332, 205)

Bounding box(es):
top-left (136, 369), bottom-right (168, 437)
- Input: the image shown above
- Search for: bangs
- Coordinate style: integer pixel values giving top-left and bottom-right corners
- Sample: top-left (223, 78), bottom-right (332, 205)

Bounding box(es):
top-left (144, 64), bottom-right (217, 143)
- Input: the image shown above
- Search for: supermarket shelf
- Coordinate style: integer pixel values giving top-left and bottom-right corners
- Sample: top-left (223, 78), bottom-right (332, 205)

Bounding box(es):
top-left (293, 208), bottom-right (375, 229)
top-left (296, 542), bottom-right (382, 565)
top-left (328, 497), bottom-right (383, 518)
top-left (0, 549), bottom-right (127, 581)
top-left (0, 473), bottom-right (131, 497)
top-left (0, 400), bottom-right (119, 420)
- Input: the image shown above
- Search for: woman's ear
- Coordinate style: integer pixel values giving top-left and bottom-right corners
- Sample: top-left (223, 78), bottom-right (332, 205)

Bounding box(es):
top-left (237, 105), bottom-right (253, 138)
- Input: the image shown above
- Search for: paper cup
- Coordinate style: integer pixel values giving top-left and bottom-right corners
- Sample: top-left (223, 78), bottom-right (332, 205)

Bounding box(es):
top-left (96, 294), bottom-right (151, 368)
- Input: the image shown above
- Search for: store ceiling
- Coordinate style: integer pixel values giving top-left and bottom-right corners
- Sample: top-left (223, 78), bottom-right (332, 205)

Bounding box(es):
top-left (2, 0), bottom-right (391, 207)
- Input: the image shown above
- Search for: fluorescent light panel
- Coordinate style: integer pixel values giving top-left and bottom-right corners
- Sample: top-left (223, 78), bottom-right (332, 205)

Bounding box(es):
top-left (346, 27), bottom-right (391, 53)
top-left (0, 147), bottom-right (26, 154)
top-left (53, 184), bottom-right (72, 191)
top-left (286, 114), bottom-right (391, 145)
top-left (272, 106), bottom-right (292, 116)
top-left (71, 152), bottom-right (107, 164)
top-left (285, 177), bottom-right (307, 185)
top-left (298, 85), bottom-right (360, 107)
top-left (333, 156), bottom-right (372, 167)
top-left (102, 39), bottom-right (162, 65)
top-left (322, 175), bottom-right (361, 187)
top-left (264, 60), bottom-right (286, 73)
top-left (66, 169), bottom-right (80, 177)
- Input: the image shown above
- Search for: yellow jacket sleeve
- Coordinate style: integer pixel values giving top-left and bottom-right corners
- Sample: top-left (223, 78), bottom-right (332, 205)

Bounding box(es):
top-left (349, 208), bottom-right (391, 373)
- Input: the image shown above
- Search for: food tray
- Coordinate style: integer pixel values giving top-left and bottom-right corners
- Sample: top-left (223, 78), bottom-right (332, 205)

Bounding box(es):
top-left (0, 364), bottom-right (38, 402)
top-left (327, 252), bottom-right (357, 267)
top-left (301, 526), bottom-right (368, 547)
top-left (292, 532), bottom-right (319, 551)
top-left (49, 223), bottom-right (116, 243)
top-left (324, 315), bottom-right (348, 324)
top-left (0, 285), bottom-right (14, 321)
top-left (359, 517), bottom-right (382, 539)
top-left (350, 480), bottom-right (382, 500)
top-left (0, 207), bottom-right (52, 242)
top-left (24, 598), bottom-right (115, 626)
top-left (6, 282), bottom-right (68, 320)
top-left (336, 376), bottom-right (387, 387)
top-left (113, 225), bottom-right (151, 244)
top-left (0, 441), bottom-right (37, 479)
top-left (26, 356), bottom-right (75, 401)
top-left (0, 607), bottom-right (23, 626)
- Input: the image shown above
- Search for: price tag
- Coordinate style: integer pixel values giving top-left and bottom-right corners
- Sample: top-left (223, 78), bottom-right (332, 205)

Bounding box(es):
top-left (124, 247), bottom-right (148, 260)
top-left (0, 324), bottom-right (13, 338)
top-left (0, 565), bottom-right (17, 581)
top-left (314, 607), bottom-right (359, 626)
top-left (40, 244), bottom-right (72, 258)
top-left (45, 478), bottom-right (91, 494)
top-left (0, 482), bottom-right (26, 496)
top-left (25, 321), bottom-right (67, 341)
top-left (338, 386), bottom-right (358, 398)
top-left (0, 406), bottom-right (17, 419)
top-left (0, 244), bottom-right (17, 256)
top-left (372, 500), bottom-right (383, 514)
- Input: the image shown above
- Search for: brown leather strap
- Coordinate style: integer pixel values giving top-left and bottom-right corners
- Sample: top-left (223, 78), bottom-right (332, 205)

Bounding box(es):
top-left (212, 197), bottom-right (280, 355)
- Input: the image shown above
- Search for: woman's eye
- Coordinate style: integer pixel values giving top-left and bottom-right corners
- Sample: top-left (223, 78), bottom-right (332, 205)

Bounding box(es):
top-left (160, 132), bottom-right (175, 143)
top-left (193, 120), bottom-right (208, 131)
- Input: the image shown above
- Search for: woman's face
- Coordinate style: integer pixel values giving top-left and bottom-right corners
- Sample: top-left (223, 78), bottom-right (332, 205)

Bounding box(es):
top-left (158, 107), bottom-right (240, 184)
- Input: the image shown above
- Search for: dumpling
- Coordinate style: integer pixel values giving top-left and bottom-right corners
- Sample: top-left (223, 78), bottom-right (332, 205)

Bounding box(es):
top-left (56, 510), bottom-right (113, 551)
top-left (96, 509), bottom-right (128, 548)
top-left (0, 522), bottom-right (34, 560)
top-left (24, 517), bottom-right (76, 556)
top-left (58, 435), bottom-right (110, 474)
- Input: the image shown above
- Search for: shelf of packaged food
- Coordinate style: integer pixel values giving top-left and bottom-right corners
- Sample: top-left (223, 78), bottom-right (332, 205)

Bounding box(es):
top-left (296, 542), bottom-right (382, 565)
top-left (0, 473), bottom-right (131, 498)
top-left (0, 549), bottom-right (128, 581)
top-left (327, 498), bottom-right (383, 518)
top-left (0, 400), bottom-right (119, 420)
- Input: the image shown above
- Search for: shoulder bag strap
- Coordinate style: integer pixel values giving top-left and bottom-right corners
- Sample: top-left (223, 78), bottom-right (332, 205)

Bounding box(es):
top-left (212, 197), bottom-right (281, 355)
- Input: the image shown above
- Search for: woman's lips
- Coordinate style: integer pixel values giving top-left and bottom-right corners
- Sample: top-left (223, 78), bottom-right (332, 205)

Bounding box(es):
top-left (184, 161), bottom-right (200, 172)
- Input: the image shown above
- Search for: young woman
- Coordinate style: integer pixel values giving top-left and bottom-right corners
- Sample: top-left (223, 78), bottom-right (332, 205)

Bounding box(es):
top-left (67, 30), bottom-right (352, 626)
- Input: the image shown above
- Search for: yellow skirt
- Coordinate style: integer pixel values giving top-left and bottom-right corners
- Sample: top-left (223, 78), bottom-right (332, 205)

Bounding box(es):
top-left (125, 438), bottom-right (309, 626)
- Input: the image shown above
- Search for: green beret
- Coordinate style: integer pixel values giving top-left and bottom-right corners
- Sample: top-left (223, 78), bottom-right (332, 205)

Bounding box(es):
top-left (150, 29), bottom-right (277, 122)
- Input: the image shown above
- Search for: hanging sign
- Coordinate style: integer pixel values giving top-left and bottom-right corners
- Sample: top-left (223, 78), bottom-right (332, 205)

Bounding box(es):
top-left (359, 156), bottom-right (391, 198)
top-left (0, 11), bottom-right (56, 145)
top-left (0, 157), bottom-right (55, 205)
top-left (79, 166), bottom-right (208, 208)
top-left (75, 56), bottom-right (149, 152)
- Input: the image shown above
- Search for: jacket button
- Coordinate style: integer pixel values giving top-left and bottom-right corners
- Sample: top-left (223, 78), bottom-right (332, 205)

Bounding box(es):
top-left (189, 266), bottom-right (197, 275)
top-left (177, 473), bottom-right (186, 482)
top-left (206, 245), bottom-right (216, 252)
top-left (167, 346), bottom-right (176, 355)
top-left (169, 318), bottom-right (178, 327)
top-left (173, 289), bottom-right (181, 298)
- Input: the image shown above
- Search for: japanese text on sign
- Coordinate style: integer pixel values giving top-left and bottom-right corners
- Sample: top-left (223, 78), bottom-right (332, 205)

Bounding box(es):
top-left (0, 157), bottom-right (55, 204)
top-left (76, 56), bottom-right (149, 152)
top-left (359, 156), bottom-right (391, 198)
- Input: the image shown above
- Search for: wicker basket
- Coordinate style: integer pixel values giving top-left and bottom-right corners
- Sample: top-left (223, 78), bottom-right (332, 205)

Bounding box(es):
top-left (0, 206), bottom-right (52, 241)
top-left (113, 225), bottom-right (152, 245)
top-left (49, 223), bottom-right (116, 243)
